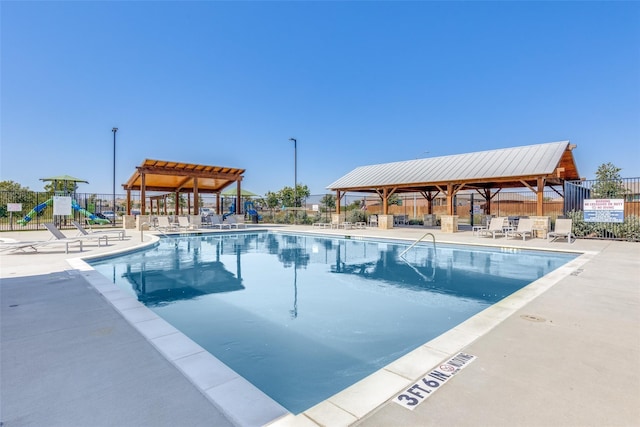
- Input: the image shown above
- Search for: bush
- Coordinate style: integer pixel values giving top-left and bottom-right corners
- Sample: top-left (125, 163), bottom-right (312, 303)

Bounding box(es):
top-left (346, 209), bottom-right (366, 223)
top-left (565, 210), bottom-right (640, 241)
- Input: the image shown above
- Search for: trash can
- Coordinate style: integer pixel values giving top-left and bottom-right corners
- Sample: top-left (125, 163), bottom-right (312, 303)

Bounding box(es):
top-left (252, 214), bottom-right (259, 224)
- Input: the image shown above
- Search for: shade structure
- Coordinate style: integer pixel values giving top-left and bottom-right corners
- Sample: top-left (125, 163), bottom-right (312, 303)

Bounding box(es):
top-left (221, 188), bottom-right (259, 197)
top-left (40, 175), bottom-right (89, 184)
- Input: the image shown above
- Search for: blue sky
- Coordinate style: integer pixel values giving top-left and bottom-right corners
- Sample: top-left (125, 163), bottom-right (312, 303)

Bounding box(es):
top-left (2, 1), bottom-right (639, 196)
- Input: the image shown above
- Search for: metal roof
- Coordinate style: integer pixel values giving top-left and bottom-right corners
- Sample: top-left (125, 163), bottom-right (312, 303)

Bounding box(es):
top-left (327, 141), bottom-right (580, 191)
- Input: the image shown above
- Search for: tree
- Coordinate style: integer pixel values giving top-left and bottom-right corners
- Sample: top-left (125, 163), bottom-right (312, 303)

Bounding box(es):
top-left (43, 180), bottom-right (79, 194)
top-left (279, 186), bottom-right (295, 208)
top-left (320, 194), bottom-right (336, 213)
top-left (388, 194), bottom-right (402, 206)
top-left (592, 162), bottom-right (627, 198)
top-left (264, 191), bottom-right (280, 214)
top-left (0, 180), bottom-right (31, 192)
top-left (0, 181), bottom-right (36, 218)
top-left (294, 184), bottom-right (310, 207)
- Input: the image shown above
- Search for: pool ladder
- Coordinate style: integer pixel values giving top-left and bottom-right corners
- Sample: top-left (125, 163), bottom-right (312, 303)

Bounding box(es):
top-left (399, 232), bottom-right (436, 258)
top-left (399, 232), bottom-right (437, 282)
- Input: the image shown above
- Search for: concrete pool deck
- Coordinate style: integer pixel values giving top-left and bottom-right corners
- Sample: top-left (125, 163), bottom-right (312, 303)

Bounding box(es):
top-left (1, 225), bottom-right (638, 426)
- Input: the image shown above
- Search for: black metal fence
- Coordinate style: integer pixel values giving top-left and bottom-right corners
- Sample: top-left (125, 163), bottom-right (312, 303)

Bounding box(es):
top-left (563, 177), bottom-right (639, 241)
top-left (2, 179), bottom-right (638, 240)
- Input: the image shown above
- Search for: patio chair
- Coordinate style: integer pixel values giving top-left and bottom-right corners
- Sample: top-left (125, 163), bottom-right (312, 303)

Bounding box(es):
top-left (506, 218), bottom-right (534, 241)
top-left (156, 216), bottom-right (177, 232)
top-left (72, 220), bottom-right (126, 240)
top-left (177, 216), bottom-right (197, 231)
top-left (226, 215), bottom-right (246, 229)
top-left (548, 219), bottom-right (575, 243)
top-left (368, 215), bottom-right (378, 227)
top-left (480, 217), bottom-right (507, 239)
top-left (189, 215), bottom-right (202, 229)
top-left (209, 214), bottom-right (231, 229)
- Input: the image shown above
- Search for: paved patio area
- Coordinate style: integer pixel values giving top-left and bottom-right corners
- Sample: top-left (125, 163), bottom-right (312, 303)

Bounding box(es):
top-left (1, 225), bottom-right (638, 426)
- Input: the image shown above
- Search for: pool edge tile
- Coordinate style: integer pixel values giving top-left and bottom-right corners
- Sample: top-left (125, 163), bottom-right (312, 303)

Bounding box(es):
top-left (325, 369), bottom-right (411, 418)
top-left (204, 376), bottom-right (289, 427)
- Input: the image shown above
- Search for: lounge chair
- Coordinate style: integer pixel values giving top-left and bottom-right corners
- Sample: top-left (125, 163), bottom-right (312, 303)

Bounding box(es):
top-left (312, 221), bottom-right (331, 228)
top-left (548, 218), bottom-right (575, 243)
top-left (0, 236), bottom-right (83, 254)
top-left (72, 220), bottom-right (126, 240)
top-left (44, 222), bottom-right (108, 248)
top-left (189, 215), bottom-right (202, 229)
top-left (209, 215), bottom-right (231, 229)
top-left (506, 218), bottom-right (534, 241)
top-left (226, 215), bottom-right (246, 229)
top-left (177, 216), bottom-right (197, 231)
top-left (156, 216), bottom-right (177, 232)
top-left (0, 238), bottom-right (44, 253)
top-left (480, 217), bottom-right (507, 239)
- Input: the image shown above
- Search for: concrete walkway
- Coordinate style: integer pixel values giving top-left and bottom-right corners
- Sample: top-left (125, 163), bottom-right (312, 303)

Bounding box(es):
top-left (1, 225), bottom-right (639, 426)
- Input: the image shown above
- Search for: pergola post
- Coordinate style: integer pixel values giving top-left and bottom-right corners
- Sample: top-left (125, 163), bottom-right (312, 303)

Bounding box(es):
top-left (140, 173), bottom-right (146, 215)
top-left (382, 188), bottom-right (389, 214)
top-left (537, 177), bottom-right (545, 216)
top-left (336, 190), bottom-right (341, 214)
top-left (446, 184), bottom-right (454, 215)
top-left (236, 180), bottom-right (242, 215)
top-left (126, 189), bottom-right (131, 214)
top-left (193, 177), bottom-right (199, 215)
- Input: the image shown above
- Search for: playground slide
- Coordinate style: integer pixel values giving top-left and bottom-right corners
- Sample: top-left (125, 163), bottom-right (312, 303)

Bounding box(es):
top-left (17, 198), bottom-right (53, 226)
top-left (17, 198), bottom-right (110, 226)
top-left (71, 200), bottom-right (110, 225)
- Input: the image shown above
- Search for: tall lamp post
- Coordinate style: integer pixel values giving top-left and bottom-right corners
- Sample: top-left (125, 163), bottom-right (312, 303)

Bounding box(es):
top-left (289, 137), bottom-right (297, 223)
top-left (112, 127), bottom-right (118, 227)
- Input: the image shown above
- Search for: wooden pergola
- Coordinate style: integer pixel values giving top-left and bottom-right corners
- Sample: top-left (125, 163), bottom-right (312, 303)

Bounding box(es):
top-left (327, 141), bottom-right (581, 217)
top-left (122, 159), bottom-right (245, 216)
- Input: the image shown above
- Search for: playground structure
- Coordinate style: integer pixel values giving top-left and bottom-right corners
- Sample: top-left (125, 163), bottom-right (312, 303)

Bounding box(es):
top-left (17, 175), bottom-right (110, 226)
top-left (224, 200), bottom-right (262, 221)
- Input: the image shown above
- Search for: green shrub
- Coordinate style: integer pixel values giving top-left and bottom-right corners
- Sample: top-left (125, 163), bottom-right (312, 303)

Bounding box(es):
top-left (565, 210), bottom-right (640, 241)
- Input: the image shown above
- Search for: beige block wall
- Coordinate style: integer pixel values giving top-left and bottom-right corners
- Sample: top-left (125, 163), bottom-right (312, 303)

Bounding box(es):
top-left (441, 215), bottom-right (459, 233)
top-left (378, 215), bottom-right (394, 229)
top-left (530, 216), bottom-right (550, 238)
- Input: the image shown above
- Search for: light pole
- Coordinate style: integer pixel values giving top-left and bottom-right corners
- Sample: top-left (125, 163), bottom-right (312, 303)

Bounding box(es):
top-left (112, 127), bottom-right (118, 226)
top-left (289, 137), bottom-right (297, 223)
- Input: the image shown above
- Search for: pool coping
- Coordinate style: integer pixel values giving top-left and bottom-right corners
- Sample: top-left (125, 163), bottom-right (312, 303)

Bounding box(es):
top-left (68, 229), bottom-right (594, 427)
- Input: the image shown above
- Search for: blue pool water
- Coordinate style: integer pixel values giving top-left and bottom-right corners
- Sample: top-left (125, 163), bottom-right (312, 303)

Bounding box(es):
top-left (89, 231), bottom-right (576, 414)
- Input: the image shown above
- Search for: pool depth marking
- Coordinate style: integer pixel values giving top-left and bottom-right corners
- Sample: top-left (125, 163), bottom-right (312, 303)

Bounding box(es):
top-left (394, 352), bottom-right (477, 410)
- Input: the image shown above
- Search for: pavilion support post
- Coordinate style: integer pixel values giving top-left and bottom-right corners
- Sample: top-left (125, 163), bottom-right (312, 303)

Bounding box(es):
top-left (126, 190), bottom-right (131, 215)
top-left (537, 177), bottom-right (545, 216)
top-left (175, 191), bottom-right (179, 215)
top-left (193, 178), bottom-right (199, 216)
top-left (187, 193), bottom-right (191, 216)
top-left (336, 190), bottom-right (341, 214)
top-left (446, 184), bottom-right (454, 215)
top-left (419, 190), bottom-right (440, 215)
top-left (237, 180), bottom-right (242, 215)
top-left (382, 188), bottom-right (389, 215)
top-left (140, 174), bottom-right (146, 216)
top-left (216, 193), bottom-right (221, 215)
top-left (484, 189), bottom-right (491, 215)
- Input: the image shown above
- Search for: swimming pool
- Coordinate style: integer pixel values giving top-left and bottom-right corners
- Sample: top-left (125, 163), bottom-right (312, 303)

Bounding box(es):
top-left (89, 231), bottom-right (577, 414)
